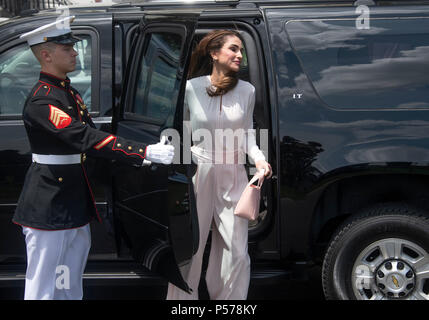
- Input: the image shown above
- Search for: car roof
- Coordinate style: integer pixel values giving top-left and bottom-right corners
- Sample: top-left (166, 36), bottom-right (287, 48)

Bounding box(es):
top-left (1, 0), bottom-right (428, 31)
top-left (0, 7), bottom-right (117, 45)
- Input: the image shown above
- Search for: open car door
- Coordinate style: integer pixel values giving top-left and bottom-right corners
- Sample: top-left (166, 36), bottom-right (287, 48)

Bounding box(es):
top-left (112, 11), bottom-right (200, 294)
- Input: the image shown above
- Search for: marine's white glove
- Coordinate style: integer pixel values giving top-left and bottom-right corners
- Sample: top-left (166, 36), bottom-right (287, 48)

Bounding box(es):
top-left (145, 137), bottom-right (174, 165)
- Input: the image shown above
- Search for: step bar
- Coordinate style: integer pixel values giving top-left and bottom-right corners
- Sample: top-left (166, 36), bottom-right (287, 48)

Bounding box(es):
top-left (0, 265), bottom-right (291, 287)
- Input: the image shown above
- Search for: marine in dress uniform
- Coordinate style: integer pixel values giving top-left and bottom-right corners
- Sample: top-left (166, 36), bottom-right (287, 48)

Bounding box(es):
top-left (12, 16), bottom-right (174, 300)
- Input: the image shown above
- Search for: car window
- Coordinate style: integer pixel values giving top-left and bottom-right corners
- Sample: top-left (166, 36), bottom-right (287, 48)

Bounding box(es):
top-left (132, 32), bottom-right (182, 126)
top-left (286, 18), bottom-right (429, 109)
top-left (0, 35), bottom-right (92, 116)
top-left (0, 44), bottom-right (39, 115)
top-left (68, 36), bottom-right (92, 110)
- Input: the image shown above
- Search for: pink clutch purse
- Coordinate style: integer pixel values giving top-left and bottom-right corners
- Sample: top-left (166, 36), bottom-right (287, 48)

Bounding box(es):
top-left (234, 170), bottom-right (265, 221)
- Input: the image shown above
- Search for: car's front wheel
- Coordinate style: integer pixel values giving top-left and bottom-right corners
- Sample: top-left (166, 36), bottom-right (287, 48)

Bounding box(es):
top-left (322, 204), bottom-right (429, 300)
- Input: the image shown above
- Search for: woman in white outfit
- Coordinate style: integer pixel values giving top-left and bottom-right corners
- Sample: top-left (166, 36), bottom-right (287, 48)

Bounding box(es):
top-left (167, 30), bottom-right (272, 300)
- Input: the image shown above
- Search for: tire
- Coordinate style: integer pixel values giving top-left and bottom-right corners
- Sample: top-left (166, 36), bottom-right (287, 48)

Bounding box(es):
top-left (322, 203), bottom-right (429, 300)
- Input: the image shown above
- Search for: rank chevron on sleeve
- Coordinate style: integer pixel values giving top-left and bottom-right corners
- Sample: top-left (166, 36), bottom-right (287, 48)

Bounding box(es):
top-left (49, 105), bottom-right (72, 129)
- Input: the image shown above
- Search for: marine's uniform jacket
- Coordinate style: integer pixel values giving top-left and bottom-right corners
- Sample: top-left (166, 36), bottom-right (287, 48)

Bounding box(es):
top-left (13, 72), bottom-right (148, 230)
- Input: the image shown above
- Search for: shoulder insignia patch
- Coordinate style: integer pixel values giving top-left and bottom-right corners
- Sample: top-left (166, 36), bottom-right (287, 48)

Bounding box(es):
top-left (49, 105), bottom-right (72, 129)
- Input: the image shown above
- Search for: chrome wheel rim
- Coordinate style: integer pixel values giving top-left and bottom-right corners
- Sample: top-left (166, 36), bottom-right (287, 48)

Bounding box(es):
top-left (352, 238), bottom-right (429, 300)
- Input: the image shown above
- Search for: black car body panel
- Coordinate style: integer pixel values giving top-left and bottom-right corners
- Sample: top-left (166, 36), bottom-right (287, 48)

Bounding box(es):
top-left (112, 10), bottom-right (201, 293)
top-left (264, 5), bottom-right (429, 258)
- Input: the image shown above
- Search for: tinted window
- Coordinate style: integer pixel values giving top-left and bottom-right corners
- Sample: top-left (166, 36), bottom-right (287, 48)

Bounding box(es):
top-left (287, 18), bottom-right (429, 109)
top-left (133, 32), bottom-right (182, 126)
top-left (0, 35), bottom-right (92, 116)
top-left (68, 36), bottom-right (92, 109)
top-left (0, 44), bottom-right (39, 115)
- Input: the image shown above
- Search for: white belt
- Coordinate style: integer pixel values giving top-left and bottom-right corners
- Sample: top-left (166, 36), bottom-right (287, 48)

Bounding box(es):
top-left (191, 146), bottom-right (246, 164)
top-left (32, 153), bottom-right (81, 165)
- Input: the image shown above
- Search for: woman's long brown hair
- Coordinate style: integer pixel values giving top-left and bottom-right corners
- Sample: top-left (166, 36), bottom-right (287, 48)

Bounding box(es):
top-left (187, 29), bottom-right (242, 97)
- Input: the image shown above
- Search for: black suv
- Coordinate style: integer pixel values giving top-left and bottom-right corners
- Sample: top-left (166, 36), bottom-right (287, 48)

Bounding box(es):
top-left (1, 0), bottom-right (429, 300)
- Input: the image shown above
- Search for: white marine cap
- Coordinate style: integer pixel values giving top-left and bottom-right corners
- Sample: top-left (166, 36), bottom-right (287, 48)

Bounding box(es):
top-left (20, 16), bottom-right (81, 47)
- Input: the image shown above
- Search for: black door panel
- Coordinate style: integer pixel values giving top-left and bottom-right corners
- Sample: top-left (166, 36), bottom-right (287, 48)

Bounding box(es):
top-left (113, 12), bottom-right (200, 293)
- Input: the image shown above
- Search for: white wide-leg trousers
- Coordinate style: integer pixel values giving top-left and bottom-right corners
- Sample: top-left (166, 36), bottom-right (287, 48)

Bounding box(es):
top-left (167, 160), bottom-right (250, 300)
top-left (22, 224), bottom-right (91, 300)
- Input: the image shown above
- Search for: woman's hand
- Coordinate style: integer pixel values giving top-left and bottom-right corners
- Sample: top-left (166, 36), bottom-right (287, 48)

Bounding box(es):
top-left (255, 160), bottom-right (272, 179)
